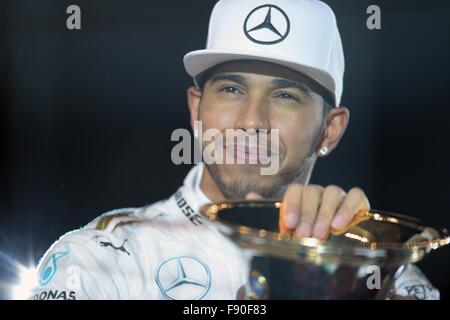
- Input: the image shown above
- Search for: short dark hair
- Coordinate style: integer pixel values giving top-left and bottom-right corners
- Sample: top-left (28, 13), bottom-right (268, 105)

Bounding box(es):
top-left (322, 99), bottom-right (332, 116)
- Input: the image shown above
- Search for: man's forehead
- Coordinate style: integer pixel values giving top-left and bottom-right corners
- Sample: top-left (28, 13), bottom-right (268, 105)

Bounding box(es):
top-left (210, 60), bottom-right (311, 84)
top-left (201, 60), bottom-right (334, 105)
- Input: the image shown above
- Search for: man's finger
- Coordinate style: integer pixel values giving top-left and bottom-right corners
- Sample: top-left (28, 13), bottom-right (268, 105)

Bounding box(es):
top-left (295, 185), bottom-right (322, 238)
top-left (282, 184), bottom-right (304, 230)
top-left (331, 187), bottom-right (370, 230)
top-left (313, 185), bottom-right (345, 239)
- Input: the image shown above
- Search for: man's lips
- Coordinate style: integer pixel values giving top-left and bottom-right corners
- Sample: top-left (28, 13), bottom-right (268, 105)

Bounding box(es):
top-left (224, 145), bottom-right (279, 163)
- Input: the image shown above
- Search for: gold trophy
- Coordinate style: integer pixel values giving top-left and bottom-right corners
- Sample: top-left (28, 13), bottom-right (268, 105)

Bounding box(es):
top-left (201, 200), bottom-right (449, 299)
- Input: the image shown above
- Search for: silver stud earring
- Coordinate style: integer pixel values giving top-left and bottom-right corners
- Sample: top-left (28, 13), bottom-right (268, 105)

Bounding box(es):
top-left (319, 146), bottom-right (329, 156)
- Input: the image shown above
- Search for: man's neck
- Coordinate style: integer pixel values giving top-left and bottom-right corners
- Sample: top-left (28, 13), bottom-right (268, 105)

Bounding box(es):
top-left (199, 165), bottom-right (227, 203)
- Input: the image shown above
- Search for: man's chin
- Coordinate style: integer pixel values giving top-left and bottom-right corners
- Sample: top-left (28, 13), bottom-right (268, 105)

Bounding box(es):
top-left (216, 163), bottom-right (270, 179)
top-left (208, 163), bottom-right (282, 199)
top-left (222, 162), bottom-right (263, 172)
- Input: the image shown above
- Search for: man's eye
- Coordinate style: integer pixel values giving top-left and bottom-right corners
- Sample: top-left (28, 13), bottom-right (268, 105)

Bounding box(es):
top-left (218, 86), bottom-right (242, 94)
top-left (275, 91), bottom-right (299, 102)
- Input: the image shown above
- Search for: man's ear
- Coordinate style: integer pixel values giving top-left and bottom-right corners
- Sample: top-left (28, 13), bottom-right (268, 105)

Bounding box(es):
top-left (317, 106), bottom-right (350, 155)
top-left (187, 86), bottom-right (202, 130)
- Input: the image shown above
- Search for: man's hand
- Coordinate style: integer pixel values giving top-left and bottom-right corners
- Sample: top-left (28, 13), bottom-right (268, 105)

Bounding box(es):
top-left (246, 184), bottom-right (370, 240)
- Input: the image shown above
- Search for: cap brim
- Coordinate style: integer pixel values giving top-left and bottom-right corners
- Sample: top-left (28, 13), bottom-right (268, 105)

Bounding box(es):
top-left (184, 49), bottom-right (337, 105)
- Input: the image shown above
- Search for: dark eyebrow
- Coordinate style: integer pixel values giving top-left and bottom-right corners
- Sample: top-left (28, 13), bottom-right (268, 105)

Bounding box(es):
top-left (270, 78), bottom-right (312, 97)
top-left (208, 74), bottom-right (247, 86)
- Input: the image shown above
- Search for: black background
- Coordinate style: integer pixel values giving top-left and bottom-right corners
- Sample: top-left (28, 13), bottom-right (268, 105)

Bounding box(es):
top-left (0, 0), bottom-right (449, 300)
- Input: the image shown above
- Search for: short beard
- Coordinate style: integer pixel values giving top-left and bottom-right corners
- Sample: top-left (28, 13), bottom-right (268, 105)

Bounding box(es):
top-left (205, 156), bottom-right (316, 200)
top-left (199, 100), bottom-right (326, 200)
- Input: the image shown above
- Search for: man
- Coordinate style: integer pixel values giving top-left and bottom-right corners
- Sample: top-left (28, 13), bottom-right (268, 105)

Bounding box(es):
top-left (29, 0), bottom-right (438, 300)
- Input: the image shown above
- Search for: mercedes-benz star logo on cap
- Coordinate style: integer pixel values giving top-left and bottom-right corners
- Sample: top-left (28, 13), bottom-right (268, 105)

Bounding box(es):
top-left (155, 255), bottom-right (211, 300)
top-left (244, 4), bottom-right (290, 45)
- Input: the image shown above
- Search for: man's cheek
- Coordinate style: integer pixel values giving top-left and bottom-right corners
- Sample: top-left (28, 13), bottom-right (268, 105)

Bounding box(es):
top-left (200, 116), bottom-right (234, 134)
top-left (201, 100), bottom-right (238, 120)
top-left (282, 138), bottom-right (308, 164)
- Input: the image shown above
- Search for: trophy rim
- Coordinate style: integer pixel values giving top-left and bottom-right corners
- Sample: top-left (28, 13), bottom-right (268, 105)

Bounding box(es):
top-left (200, 200), bottom-right (450, 266)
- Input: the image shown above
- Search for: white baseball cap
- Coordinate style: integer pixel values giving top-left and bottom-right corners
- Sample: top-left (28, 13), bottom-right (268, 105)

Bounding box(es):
top-left (183, 0), bottom-right (345, 106)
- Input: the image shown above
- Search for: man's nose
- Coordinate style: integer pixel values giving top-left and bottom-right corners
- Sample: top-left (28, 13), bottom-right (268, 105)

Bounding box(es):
top-left (234, 96), bottom-right (271, 132)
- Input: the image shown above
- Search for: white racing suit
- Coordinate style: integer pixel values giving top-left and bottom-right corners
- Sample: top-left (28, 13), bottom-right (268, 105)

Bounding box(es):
top-left (29, 163), bottom-right (440, 300)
